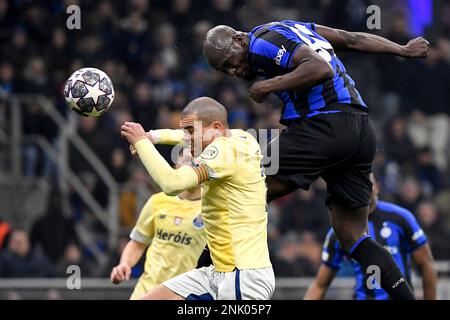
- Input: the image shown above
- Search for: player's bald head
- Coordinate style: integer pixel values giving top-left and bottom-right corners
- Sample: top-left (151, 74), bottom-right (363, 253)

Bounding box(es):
top-left (203, 25), bottom-right (237, 69)
top-left (182, 97), bottom-right (228, 126)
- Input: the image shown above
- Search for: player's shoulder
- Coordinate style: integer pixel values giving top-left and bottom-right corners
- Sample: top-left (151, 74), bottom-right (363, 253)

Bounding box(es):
top-left (375, 201), bottom-right (418, 227)
top-left (250, 20), bottom-right (315, 36)
top-left (230, 129), bottom-right (257, 142)
top-left (323, 228), bottom-right (339, 247)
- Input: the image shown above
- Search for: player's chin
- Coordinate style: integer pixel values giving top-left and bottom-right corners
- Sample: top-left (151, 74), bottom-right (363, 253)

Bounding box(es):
top-left (242, 72), bottom-right (257, 81)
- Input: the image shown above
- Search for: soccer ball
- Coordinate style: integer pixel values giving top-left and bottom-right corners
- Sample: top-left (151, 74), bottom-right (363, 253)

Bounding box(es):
top-left (64, 67), bottom-right (114, 117)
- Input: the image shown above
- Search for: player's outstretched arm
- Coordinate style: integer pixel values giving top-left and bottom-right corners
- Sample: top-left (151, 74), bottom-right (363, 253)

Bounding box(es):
top-left (412, 243), bottom-right (437, 300)
top-left (249, 45), bottom-right (334, 102)
top-left (315, 25), bottom-right (429, 58)
top-left (121, 122), bottom-right (199, 196)
top-left (303, 264), bottom-right (338, 300)
top-left (111, 240), bottom-right (147, 284)
top-left (130, 129), bottom-right (186, 156)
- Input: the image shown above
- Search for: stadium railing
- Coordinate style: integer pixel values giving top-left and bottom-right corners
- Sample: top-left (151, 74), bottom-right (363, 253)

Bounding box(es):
top-left (0, 94), bottom-right (119, 266)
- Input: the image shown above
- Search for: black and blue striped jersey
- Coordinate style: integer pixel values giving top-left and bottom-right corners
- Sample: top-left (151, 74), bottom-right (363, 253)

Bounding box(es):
top-left (321, 201), bottom-right (428, 300)
top-left (248, 20), bottom-right (367, 124)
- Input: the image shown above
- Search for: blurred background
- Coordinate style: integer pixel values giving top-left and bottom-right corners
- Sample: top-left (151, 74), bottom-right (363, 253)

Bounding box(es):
top-left (0, 0), bottom-right (450, 299)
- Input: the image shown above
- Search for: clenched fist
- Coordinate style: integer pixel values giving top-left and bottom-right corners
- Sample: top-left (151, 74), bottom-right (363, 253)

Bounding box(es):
top-left (403, 37), bottom-right (429, 59)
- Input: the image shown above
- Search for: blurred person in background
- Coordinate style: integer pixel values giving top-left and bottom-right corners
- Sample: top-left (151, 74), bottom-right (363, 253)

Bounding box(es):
top-left (0, 229), bottom-right (54, 278)
top-left (305, 174), bottom-right (436, 300)
top-left (396, 177), bottom-right (423, 213)
top-left (414, 147), bottom-right (443, 197)
top-left (384, 116), bottom-right (417, 168)
top-left (272, 231), bottom-right (322, 277)
top-left (279, 183), bottom-right (329, 237)
top-left (110, 149), bottom-right (207, 300)
top-left (57, 243), bottom-right (91, 277)
top-left (30, 189), bottom-right (79, 264)
top-left (416, 201), bottom-right (450, 260)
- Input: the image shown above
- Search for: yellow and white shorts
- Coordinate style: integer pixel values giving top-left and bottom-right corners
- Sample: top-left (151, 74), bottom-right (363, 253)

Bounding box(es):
top-left (162, 265), bottom-right (275, 300)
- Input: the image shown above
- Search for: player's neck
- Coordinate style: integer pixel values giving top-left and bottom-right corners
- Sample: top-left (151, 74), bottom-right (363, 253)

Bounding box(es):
top-left (179, 189), bottom-right (201, 201)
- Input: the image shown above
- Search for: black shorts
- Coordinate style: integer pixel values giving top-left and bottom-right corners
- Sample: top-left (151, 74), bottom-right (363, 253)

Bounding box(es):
top-left (267, 106), bottom-right (376, 209)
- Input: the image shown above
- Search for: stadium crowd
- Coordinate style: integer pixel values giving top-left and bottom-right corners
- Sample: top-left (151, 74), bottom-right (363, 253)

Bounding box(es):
top-left (1, 0), bottom-right (450, 279)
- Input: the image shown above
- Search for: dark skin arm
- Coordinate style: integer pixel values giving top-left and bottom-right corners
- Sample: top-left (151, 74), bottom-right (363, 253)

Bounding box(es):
top-left (249, 45), bottom-right (334, 103)
top-left (303, 264), bottom-right (338, 300)
top-left (314, 24), bottom-right (429, 58)
top-left (411, 244), bottom-right (437, 300)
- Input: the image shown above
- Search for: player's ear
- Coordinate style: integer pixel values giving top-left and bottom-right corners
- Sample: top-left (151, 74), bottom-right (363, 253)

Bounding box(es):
top-left (233, 33), bottom-right (245, 46)
top-left (212, 121), bottom-right (224, 132)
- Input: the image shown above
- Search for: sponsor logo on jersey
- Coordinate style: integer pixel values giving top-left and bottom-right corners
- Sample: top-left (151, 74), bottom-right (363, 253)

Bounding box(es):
top-left (275, 45), bottom-right (287, 65)
top-left (156, 229), bottom-right (192, 245)
top-left (192, 214), bottom-right (204, 229)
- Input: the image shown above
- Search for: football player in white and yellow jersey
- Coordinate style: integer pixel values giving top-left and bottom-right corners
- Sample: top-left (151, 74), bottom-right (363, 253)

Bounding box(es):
top-left (120, 97), bottom-right (274, 300)
top-left (110, 150), bottom-right (207, 300)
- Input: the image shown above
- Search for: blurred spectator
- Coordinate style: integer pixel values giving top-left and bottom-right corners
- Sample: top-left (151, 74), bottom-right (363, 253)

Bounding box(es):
top-left (396, 177), bottom-right (423, 213)
top-left (0, 229), bottom-right (54, 277)
top-left (153, 23), bottom-right (181, 74)
top-left (416, 201), bottom-right (450, 260)
top-left (0, 62), bottom-right (15, 95)
top-left (30, 191), bottom-right (79, 263)
top-left (279, 188), bottom-right (328, 238)
top-left (415, 147), bottom-right (443, 197)
top-left (384, 117), bottom-right (417, 167)
top-left (272, 231), bottom-right (322, 277)
top-left (57, 243), bottom-right (91, 277)
top-left (238, 0), bottom-right (276, 31)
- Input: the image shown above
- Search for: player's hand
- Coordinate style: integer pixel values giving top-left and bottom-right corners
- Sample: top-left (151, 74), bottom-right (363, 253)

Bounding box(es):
top-left (121, 122), bottom-right (147, 146)
top-left (110, 264), bottom-right (132, 284)
top-left (129, 131), bottom-right (155, 156)
top-left (403, 37), bottom-right (429, 59)
top-left (249, 81), bottom-right (270, 103)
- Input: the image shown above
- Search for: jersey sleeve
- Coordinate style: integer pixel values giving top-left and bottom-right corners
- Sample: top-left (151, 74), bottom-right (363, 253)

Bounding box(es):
top-left (189, 138), bottom-right (235, 183)
top-left (321, 229), bottom-right (344, 269)
top-left (130, 196), bottom-right (156, 245)
top-left (400, 209), bottom-right (428, 252)
top-left (250, 26), bottom-right (303, 69)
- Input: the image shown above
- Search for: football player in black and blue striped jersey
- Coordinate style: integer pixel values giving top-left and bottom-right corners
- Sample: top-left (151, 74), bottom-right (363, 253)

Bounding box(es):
top-left (203, 20), bottom-right (429, 299)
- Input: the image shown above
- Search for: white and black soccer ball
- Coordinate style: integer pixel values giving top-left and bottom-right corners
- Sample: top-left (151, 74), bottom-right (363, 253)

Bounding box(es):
top-left (64, 67), bottom-right (114, 117)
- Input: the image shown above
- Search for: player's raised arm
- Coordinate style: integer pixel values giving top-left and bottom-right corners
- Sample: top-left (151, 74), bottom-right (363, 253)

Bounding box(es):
top-left (314, 24), bottom-right (429, 58)
top-left (147, 129), bottom-right (186, 145)
top-left (249, 45), bottom-right (334, 102)
top-left (121, 122), bottom-right (199, 196)
top-left (303, 264), bottom-right (338, 300)
top-left (111, 240), bottom-right (147, 284)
